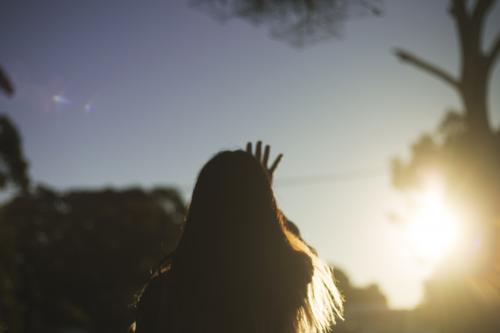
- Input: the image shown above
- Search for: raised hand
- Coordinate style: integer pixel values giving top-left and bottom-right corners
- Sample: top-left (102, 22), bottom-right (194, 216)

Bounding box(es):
top-left (246, 141), bottom-right (283, 183)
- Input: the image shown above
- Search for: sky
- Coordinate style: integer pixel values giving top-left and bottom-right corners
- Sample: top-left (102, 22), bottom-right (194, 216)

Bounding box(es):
top-left (1, 0), bottom-right (499, 309)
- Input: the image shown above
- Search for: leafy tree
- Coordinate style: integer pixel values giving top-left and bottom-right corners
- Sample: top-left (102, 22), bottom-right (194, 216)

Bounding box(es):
top-left (0, 86), bottom-right (30, 332)
top-left (192, 0), bottom-right (382, 46)
top-left (0, 116), bottom-right (30, 194)
top-left (331, 267), bottom-right (388, 333)
top-left (0, 185), bottom-right (186, 333)
top-left (392, 1), bottom-right (500, 332)
top-left (0, 66), bottom-right (14, 97)
top-left (392, 0), bottom-right (500, 276)
top-left (0, 60), bottom-right (29, 193)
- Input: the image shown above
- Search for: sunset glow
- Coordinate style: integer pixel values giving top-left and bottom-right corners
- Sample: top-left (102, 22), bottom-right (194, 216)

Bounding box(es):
top-left (406, 178), bottom-right (461, 266)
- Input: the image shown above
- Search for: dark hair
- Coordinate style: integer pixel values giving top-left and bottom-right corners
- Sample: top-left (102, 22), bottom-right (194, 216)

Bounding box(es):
top-left (136, 150), bottom-right (342, 332)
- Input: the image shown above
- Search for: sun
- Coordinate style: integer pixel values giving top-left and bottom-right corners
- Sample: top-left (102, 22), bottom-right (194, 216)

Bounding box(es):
top-left (405, 178), bottom-right (461, 265)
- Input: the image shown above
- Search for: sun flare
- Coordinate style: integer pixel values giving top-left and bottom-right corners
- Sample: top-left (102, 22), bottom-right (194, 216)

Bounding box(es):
top-left (405, 178), bottom-right (461, 265)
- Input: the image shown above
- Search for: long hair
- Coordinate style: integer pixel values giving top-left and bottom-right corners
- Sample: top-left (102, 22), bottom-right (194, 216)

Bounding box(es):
top-left (141, 150), bottom-right (342, 332)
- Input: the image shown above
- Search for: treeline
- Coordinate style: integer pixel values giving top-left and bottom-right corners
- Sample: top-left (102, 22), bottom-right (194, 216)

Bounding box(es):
top-left (0, 183), bottom-right (186, 332)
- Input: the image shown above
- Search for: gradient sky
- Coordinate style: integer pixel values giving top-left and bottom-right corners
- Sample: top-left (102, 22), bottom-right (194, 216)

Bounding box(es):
top-left (1, 0), bottom-right (499, 308)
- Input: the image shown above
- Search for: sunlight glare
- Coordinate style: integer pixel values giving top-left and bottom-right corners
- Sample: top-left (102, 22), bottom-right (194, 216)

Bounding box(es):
top-left (406, 178), bottom-right (460, 265)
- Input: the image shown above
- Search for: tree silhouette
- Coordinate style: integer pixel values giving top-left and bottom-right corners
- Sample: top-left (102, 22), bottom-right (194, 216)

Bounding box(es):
top-left (0, 185), bottom-right (186, 333)
top-left (0, 116), bottom-right (30, 194)
top-left (0, 114), bottom-right (30, 332)
top-left (392, 1), bottom-right (500, 332)
top-left (394, 0), bottom-right (500, 137)
top-left (0, 66), bottom-right (14, 97)
top-left (392, 0), bottom-right (500, 271)
top-left (193, 0), bottom-right (382, 46)
top-left (0, 61), bottom-right (28, 193)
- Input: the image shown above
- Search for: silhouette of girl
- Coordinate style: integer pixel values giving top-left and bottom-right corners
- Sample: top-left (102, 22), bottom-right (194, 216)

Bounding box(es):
top-left (133, 142), bottom-right (343, 333)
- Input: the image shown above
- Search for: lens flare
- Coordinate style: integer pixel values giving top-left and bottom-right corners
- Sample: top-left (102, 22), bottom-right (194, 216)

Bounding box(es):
top-left (405, 177), bottom-right (461, 266)
top-left (52, 94), bottom-right (70, 104)
top-left (83, 103), bottom-right (93, 113)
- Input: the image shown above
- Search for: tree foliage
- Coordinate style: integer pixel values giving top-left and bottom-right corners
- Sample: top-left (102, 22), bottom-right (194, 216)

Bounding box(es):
top-left (0, 66), bottom-right (14, 97)
top-left (393, 1), bottom-right (500, 332)
top-left (393, 113), bottom-right (500, 332)
top-left (192, 0), bottom-right (382, 46)
top-left (0, 185), bottom-right (186, 333)
top-left (0, 116), bottom-right (30, 193)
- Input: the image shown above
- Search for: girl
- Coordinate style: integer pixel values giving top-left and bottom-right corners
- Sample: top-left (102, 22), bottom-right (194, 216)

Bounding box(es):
top-left (133, 142), bottom-right (343, 333)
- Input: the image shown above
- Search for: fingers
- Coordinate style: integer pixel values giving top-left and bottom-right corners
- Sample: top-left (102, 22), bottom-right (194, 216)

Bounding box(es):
top-left (246, 142), bottom-right (252, 154)
top-left (255, 141), bottom-right (262, 161)
top-left (245, 142), bottom-right (281, 174)
top-left (269, 153), bottom-right (283, 174)
top-left (263, 144), bottom-right (270, 167)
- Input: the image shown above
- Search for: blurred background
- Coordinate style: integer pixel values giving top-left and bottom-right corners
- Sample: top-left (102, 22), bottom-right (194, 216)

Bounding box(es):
top-left (0, 0), bottom-right (499, 332)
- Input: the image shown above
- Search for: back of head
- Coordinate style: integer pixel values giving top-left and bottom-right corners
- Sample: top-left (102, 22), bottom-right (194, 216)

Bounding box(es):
top-left (178, 150), bottom-right (287, 263)
top-left (156, 150), bottom-right (342, 332)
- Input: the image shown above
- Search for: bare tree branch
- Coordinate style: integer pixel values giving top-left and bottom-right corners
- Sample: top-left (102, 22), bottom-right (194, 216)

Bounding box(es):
top-left (472, 0), bottom-right (496, 22)
top-left (449, 0), bottom-right (469, 22)
top-left (449, 0), bottom-right (470, 57)
top-left (487, 31), bottom-right (500, 69)
top-left (394, 49), bottom-right (460, 90)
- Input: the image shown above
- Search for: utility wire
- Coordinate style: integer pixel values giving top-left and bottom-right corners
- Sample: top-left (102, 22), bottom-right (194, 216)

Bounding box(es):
top-left (274, 166), bottom-right (386, 187)
top-left (176, 165), bottom-right (386, 193)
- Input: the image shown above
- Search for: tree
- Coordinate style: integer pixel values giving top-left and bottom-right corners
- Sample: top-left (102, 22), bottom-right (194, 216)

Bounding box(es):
top-left (0, 90), bottom-right (30, 333)
top-left (0, 116), bottom-right (30, 194)
top-left (0, 66), bottom-right (14, 97)
top-left (192, 0), bottom-right (382, 46)
top-left (0, 185), bottom-right (186, 333)
top-left (395, 0), bottom-right (500, 137)
top-left (331, 267), bottom-right (406, 333)
top-left (392, 0), bottom-right (500, 273)
top-left (0, 62), bottom-right (28, 193)
top-left (392, 1), bottom-right (500, 332)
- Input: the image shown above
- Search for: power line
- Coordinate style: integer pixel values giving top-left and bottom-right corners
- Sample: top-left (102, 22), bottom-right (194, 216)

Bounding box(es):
top-left (274, 166), bottom-right (386, 187)
top-left (176, 166), bottom-right (386, 193)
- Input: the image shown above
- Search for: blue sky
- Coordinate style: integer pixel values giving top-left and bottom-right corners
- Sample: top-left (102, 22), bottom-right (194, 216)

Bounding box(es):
top-left (1, 0), bottom-right (499, 308)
